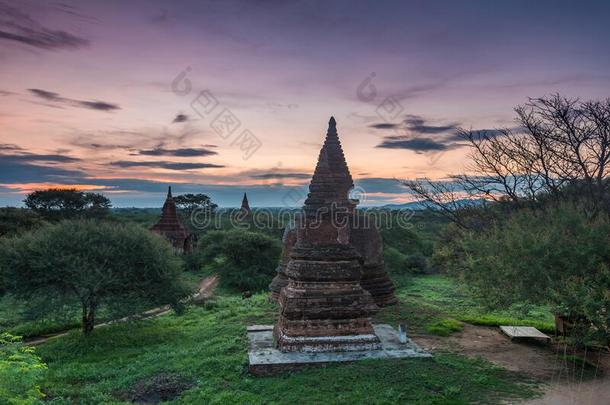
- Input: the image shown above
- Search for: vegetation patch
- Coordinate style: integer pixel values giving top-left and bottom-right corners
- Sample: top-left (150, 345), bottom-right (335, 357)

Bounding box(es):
top-left (0, 333), bottom-right (47, 404)
top-left (426, 318), bottom-right (464, 336)
top-left (376, 274), bottom-right (555, 334)
top-left (119, 373), bottom-right (194, 404)
top-left (32, 292), bottom-right (540, 404)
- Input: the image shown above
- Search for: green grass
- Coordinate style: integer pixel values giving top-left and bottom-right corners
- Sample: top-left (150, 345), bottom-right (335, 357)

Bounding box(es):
top-left (377, 274), bottom-right (555, 334)
top-left (426, 319), bottom-right (464, 336)
top-left (34, 292), bottom-right (540, 404)
top-left (1, 271), bottom-right (551, 403)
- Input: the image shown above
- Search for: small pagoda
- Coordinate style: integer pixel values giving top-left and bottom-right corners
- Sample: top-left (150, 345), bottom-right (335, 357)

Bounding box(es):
top-left (240, 192), bottom-right (252, 215)
top-left (274, 117), bottom-right (380, 352)
top-left (151, 186), bottom-right (190, 252)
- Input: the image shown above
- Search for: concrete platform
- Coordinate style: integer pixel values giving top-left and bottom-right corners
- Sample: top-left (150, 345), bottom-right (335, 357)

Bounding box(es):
top-left (500, 326), bottom-right (551, 342)
top-left (247, 324), bottom-right (432, 376)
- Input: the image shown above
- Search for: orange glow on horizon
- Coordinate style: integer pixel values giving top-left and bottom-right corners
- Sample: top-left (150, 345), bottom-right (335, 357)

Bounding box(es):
top-left (1, 183), bottom-right (114, 194)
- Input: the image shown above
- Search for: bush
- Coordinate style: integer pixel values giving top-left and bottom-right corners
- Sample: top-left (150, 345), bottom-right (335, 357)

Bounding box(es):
top-left (0, 220), bottom-right (192, 335)
top-left (0, 333), bottom-right (47, 404)
top-left (384, 247), bottom-right (429, 275)
top-left (383, 246), bottom-right (407, 274)
top-left (404, 252), bottom-right (429, 274)
top-left (197, 229), bottom-right (281, 292)
top-left (453, 204), bottom-right (610, 345)
top-left (0, 208), bottom-right (44, 238)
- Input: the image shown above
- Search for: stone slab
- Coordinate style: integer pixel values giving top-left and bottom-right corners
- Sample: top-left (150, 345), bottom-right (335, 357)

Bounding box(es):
top-left (500, 326), bottom-right (551, 341)
top-left (247, 324), bottom-right (432, 376)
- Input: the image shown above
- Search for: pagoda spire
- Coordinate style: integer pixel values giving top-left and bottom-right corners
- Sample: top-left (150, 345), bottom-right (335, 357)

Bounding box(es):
top-left (241, 192), bottom-right (251, 212)
top-left (304, 116), bottom-right (354, 213)
top-left (167, 185), bottom-right (172, 198)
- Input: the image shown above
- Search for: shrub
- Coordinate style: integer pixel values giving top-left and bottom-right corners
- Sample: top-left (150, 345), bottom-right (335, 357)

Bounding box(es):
top-left (404, 252), bottom-right (428, 274)
top-left (383, 246), bottom-right (407, 274)
top-left (0, 333), bottom-right (47, 404)
top-left (384, 247), bottom-right (429, 275)
top-left (198, 229), bottom-right (281, 292)
top-left (0, 220), bottom-right (192, 335)
top-left (0, 208), bottom-right (44, 238)
top-left (455, 205), bottom-right (610, 345)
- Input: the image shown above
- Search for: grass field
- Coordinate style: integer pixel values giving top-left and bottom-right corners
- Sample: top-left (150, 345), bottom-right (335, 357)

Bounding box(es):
top-left (377, 274), bottom-right (555, 335)
top-left (6, 274), bottom-right (547, 404)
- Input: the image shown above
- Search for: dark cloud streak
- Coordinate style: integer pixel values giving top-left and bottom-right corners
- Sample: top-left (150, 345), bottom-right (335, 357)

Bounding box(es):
top-left (28, 88), bottom-right (120, 111)
top-left (137, 147), bottom-right (218, 157)
top-left (0, 2), bottom-right (89, 50)
top-left (249, 172), bottom-right (310, 180)
top-left (172, 113), bottom-right (188, 123)
top-left (110, 161), bottom-right (224, 170)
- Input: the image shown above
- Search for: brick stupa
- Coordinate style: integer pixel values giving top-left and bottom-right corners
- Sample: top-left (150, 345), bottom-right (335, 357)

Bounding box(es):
top-left (151, 186), bottom-right (190, 252)
top-left (270, 214), bottom-right (397, 307)
top-left (349, 214), bottom-right (397, 306)
top-left (274, 117), bottom-right (381, 352)
top-left (268, 222), bottom-right (297, 302)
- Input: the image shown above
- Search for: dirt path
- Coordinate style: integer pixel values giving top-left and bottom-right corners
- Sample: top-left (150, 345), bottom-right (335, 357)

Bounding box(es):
top-left (25, 275), bottom-right (219, 346)
top-left (412, 324), bottom-right (610, 404)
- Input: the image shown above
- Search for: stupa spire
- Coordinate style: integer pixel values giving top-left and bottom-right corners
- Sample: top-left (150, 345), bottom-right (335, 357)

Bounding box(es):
top-left (241, 192), bottom-right (251, 212)
top-left (304, 117), bottom-right (354, 213)
top-left (167, 186), bottom-right (172, 198)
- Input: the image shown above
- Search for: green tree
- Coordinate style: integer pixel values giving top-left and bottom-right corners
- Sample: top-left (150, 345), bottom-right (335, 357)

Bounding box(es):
top-left (0, 333), bottom-right (47, 404)
top-left (173, 193), bottom-right (217, 234)
top-left (197, 229), bottom-right (280, 292)
top-left (454, 205), bottom-right (610, 346)
top-left (0, 220), bottom-right (191, 335)
top-left (24, 188), bottom-right (111, 220)
top-left (173, 193), bottom-right (217, 214)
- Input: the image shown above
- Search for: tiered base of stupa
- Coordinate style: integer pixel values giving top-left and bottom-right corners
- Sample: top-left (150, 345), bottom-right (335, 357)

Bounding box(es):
top-left (248, 323), bottom-right (431, 376)
top-left (268, 223), bottom-right (296, 302)
top-left (269, 220), bottom-right (398, 307)
top-left (268, 266), bottom-right (288, 302)
top-left (349, 219), bottom-right (398, 307)
top-left (360, 264), bottom-right (398, 307)
top-left (273, 244), bottom-right (381, 353)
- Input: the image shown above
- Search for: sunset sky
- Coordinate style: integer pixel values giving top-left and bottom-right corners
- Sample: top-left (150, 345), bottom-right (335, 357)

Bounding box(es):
top-left (1, 0), bottom-right (609, 207)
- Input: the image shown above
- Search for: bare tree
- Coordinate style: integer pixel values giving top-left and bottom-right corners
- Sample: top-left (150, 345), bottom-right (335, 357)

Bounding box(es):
top-left (406, 95), bottom-right (610, 225)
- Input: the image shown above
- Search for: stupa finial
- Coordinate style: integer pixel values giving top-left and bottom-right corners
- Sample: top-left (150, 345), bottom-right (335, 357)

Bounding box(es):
top-left (167, 186), bottom-right (172, 198)
top-left (328, 116), bottom-right (336, 132)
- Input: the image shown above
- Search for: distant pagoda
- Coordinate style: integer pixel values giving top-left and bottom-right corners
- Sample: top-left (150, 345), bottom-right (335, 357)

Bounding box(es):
top-left (151, 186), bottom-right (190, 252)
top-left (274, 117), bottom-right (380, 352)
top-left (240, 192), bottom-right (251, 215)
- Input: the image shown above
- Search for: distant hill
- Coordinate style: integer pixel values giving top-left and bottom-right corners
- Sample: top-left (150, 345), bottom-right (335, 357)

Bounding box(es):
top-left (382, 199), bottom-right (485, 210)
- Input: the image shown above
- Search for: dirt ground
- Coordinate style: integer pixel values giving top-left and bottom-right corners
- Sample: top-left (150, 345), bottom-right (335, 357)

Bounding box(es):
top-left (412, 324), bottom-right (610, 405)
